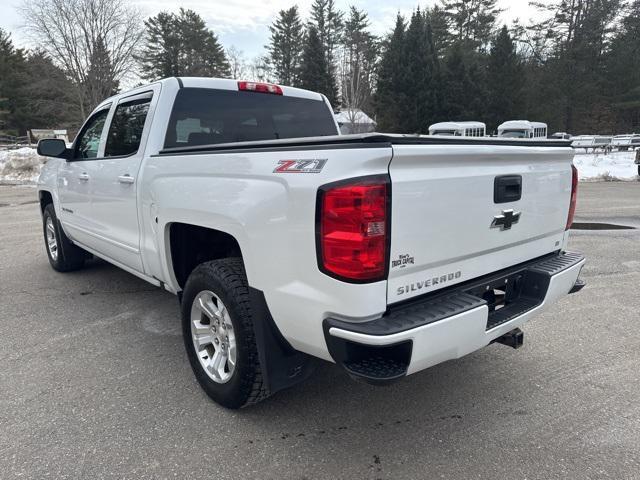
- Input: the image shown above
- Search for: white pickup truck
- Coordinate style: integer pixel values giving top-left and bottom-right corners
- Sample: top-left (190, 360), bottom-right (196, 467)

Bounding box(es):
top-left (36, 78), bottom-right (585, 409)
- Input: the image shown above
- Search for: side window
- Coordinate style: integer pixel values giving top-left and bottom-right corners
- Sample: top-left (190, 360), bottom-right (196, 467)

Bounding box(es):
top-left (104, 97), bottom-right (152, 157)
top-left (74, 109), bottom-right (109, 159)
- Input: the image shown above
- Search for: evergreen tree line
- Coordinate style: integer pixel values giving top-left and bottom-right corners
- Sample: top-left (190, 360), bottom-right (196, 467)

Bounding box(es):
top-left (0, 29), bottom-right (79, 136)
top-left (260, 0), bottom-right (640, 134)
top-left (1, 0), bottom-right (639, 137)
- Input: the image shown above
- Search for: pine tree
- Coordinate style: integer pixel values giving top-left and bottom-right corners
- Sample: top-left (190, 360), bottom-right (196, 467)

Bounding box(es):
top-left (308, 0), bottom-right (343, 104)
top-left (607, 0), bottom-right (640, 132)
top-left (426, 5), bottom-right (451, 58)
top-left (137, 12), bottom-right (181, 81)
top-left (86, 36), bottom-right (119, 110)
top-left (402, 9), bottom-right (441, 133)
top-left (17, 50), bottom-right (79, 133)
top-left (374, 14), bottom-right (407, 132)
top-left (176, 9), bottom-right (230, 77)
top-left (0, 29), bottom-right (32, 135)
top-left (299, 26), bottom-right (333, 101)
top-left (441, 44), bottom-right (469, 120)
top-left (441, 43), bottom-right (487, 122)
top-left (267, 6), bottom-right (304, 86)
top-left (485, 26), bottom-right (524, 132)
top-left (0, 29), bottom-right (18, 133)
top-left (138, 9), bottom-right (229, 81)
top-left (0, 29), bottom-right (78, 135)
top-left (442, 0), bottom-right (502, 51)
top-left (527, 0), bottom-right (621, 132)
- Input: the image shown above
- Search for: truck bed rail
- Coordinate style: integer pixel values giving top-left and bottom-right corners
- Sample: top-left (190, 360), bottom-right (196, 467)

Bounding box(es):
top-left (157, 133), bottom-right (573, 156)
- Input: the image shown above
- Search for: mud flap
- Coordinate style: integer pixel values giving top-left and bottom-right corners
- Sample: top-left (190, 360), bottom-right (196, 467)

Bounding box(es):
top-left (248, 288), bottom-right (316, 395)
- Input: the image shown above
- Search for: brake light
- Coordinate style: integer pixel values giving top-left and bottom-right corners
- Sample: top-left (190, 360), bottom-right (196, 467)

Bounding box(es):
top-left (566, 164), bottom-right (578, 230)
top-left (317, 176), bottom-right (390, 282)
top-left (237, 81), bottom-right (283, 95)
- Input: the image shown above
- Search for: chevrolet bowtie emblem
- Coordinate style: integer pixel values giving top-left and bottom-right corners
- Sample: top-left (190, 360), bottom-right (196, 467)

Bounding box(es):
top-left (491, 209), bottom-right (521, 230)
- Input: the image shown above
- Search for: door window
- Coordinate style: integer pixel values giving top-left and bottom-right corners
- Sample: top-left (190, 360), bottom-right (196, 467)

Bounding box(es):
top-left (104, 97), bottom-right (152, 157)
top-left (74, 109), bottom-right (109, 159)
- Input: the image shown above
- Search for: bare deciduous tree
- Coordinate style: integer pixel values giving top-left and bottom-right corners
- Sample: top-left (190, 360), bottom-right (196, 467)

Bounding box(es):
top-left (226, 46), bottom-right (247, 80)
top-left (338, 7), bottom-right (378, 131)
top-left (339, 50), bottom-right (374, 131)
top-left (20, 0), bottom-right (143, 119)
top-left (247, 56), bottom-right (272, 83)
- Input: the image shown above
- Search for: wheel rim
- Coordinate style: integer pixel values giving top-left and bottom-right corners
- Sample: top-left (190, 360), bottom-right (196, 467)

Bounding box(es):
top-left (45, 216), bottom-right (58, 261)
top-left (190, 290), bottom-right (237, 384)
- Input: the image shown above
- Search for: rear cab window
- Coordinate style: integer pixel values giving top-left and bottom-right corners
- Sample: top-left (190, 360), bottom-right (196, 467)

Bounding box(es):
top-left (163, 88), bottom-right (338, 149)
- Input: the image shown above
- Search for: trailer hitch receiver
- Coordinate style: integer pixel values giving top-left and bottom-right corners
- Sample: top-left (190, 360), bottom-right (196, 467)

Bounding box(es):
top-left (494, 328), bottom-right (524, 349)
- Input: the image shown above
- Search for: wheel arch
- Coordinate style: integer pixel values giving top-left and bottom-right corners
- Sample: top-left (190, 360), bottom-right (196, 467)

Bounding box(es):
top-left (38, 189), bottom-right (54, 214)
top-left (166, 222), bottom-right (246, 290)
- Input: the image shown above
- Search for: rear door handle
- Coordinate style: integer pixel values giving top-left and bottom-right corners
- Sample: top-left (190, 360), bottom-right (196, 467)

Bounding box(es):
top-left (118, 174), bottom-right (135, 184)
top-left (78, 173), bottom-right (90, 181)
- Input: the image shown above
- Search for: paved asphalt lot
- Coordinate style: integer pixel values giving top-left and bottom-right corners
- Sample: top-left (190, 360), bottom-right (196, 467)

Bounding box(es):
top-left (1, 182), bottom-right (639, 479)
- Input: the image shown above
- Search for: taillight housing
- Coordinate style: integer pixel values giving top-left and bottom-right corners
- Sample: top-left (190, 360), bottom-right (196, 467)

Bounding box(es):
top-left (316, 176), bottom-right (390, 283)
top-left (566, 164), bottom-right (578, 230)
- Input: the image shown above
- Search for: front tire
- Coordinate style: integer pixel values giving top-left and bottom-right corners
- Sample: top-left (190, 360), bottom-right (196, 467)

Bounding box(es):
top-left (181, 258), bottom-right (269, 408)
top-left (42, 204), bottom-right (86, 272)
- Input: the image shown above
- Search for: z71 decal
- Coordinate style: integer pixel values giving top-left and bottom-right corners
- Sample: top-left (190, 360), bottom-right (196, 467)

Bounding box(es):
top-left (274, 159), bottom-right (327, 173)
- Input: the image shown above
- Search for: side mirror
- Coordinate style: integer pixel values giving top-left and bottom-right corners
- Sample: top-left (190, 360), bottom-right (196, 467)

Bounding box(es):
top-left (37, 138), bottom-right (71, 159)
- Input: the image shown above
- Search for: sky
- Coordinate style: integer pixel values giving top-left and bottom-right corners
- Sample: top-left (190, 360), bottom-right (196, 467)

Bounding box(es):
top-left (1, 0), bottom-right (540, 59)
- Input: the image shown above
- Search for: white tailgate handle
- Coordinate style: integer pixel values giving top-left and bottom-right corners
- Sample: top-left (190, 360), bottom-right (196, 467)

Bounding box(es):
top-left (117, 174), bottom-right (135, 184)
top-left (78, 173), bottom-right (90, 181)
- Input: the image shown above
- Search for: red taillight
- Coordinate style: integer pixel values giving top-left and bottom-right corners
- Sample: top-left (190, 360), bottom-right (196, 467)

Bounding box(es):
top-left (317, 177), bottom-right (389, 282)
top-left (566, 164), bottom-right (578, 230)
top-left (237, 81), bottom-right (283, 95)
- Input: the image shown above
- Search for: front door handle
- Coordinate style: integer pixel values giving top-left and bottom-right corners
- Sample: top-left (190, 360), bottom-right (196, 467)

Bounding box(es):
top-left (118, 174), bottom-right (135, 184)
top-left (78, 173), bottom-right (90, 181)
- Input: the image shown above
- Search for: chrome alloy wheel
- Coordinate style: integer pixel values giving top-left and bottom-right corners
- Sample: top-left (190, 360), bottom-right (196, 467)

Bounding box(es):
top-left (190, 290), bottom-right (237, 384)
top-left (45, 216), bottom-right (58, 261)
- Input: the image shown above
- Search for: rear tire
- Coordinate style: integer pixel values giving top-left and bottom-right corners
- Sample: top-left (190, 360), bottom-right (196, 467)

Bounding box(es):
top-left (42, 203), bottom-right (86, 272)
top-left (181, 258), bottom-right (269, 409)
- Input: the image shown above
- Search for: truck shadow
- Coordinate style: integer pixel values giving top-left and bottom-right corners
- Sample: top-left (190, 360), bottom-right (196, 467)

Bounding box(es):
top-left (76, 258), bottom-right (570, 452)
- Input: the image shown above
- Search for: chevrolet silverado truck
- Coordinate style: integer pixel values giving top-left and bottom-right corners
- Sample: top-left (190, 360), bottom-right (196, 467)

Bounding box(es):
top-left (36, 78), bottom-right (586, 409)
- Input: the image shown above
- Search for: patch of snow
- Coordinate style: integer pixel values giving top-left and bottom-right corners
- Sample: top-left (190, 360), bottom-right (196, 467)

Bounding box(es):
top-left (0, 147), bottom-right (46, 184)
top-left (573, 150), bottom-right (638, 181)
top-left (334, 109), bottom-right (376, 125)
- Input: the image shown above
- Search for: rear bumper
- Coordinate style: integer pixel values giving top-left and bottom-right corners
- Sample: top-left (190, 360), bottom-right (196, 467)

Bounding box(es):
top-left (323, 252), bottom-right (585, 383)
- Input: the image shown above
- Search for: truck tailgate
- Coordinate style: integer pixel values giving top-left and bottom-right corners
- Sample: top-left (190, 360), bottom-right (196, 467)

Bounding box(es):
top-left (387, 144), bottom-right (574, 304)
